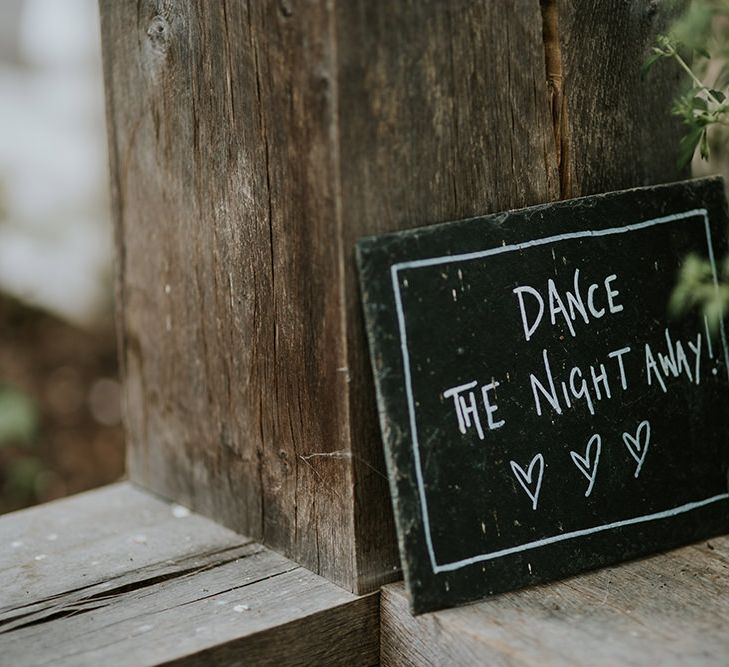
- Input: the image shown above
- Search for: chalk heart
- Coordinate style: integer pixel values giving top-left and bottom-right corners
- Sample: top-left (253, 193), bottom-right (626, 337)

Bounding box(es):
top-left (510, 453), bottom-right (544, 511)
top-left (622, 420), bottom-right (651, 478)
top-left (570, 433), bottom-right (601, 497)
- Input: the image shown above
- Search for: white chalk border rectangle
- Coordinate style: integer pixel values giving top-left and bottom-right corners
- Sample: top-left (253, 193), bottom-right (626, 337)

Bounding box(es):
top-left (390, 208), bottom-right (729, 574)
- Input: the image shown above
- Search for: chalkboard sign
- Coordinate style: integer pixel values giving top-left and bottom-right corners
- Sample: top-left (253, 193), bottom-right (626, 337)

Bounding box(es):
top-left (356, 177), bottom-right (729, 614)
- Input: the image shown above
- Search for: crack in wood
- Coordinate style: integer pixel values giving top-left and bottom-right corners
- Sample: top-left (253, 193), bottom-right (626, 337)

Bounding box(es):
top-left (540, 0), bottom-right (572, 199)
top-left (0, 543), bottom-right (264, 634)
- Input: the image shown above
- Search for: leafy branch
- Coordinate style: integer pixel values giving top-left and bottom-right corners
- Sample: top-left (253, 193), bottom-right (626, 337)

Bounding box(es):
top-left (647, 1), bottom-right (729, 331)
top-left (644, 2), bottom-right (729, 168)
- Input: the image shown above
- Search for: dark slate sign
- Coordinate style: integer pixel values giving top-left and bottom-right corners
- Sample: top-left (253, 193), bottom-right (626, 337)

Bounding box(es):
top-left (356, 177), bottom-right (729, 614)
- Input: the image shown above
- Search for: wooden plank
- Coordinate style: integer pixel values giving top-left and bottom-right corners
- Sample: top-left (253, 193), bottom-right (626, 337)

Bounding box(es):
top-left (0, 483), bottom-right (379, 666)
top-left (99, 0), bottom-right (561, 593)
top-left (557, 0), bottom-right (687, 197)
top-left (380, 536), bottom-right (729, 666)
top-left (100, 0), bottom-right (357, 591)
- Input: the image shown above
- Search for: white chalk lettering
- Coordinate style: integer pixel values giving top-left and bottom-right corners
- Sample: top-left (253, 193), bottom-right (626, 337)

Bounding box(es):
top-left (590, 363), bottom-right (611, 400)
top-left (608, 346), bottom-right (631, 389)
top-left (657, 329), bottom-right (679, 377)
top-left (644, 328), bottom-right (703, 391)
top-left (587, 283), bottom-right (605, 319)
top-left (443, 381), bottom-right (484, 439)
top-left (705, 316), bottom-right (715, 358)
top-left (481, 381), bottom-right (506, 430)
top-left (527, 345), bottom-right (640, 418)
top-left (548, 279), bottom-right (577, 337)
top-left (513, 270), bottom-right (623, 342)
top-left (459, 393), bottom-right (484, 440)
top-left (560, 381), bottom-right (572, 408)
top-left (513, 285), bottom-right (544, 342)
top-left (604, 274), bottom-right (623, 314)
top-left (644, 344), bottom-right (668, 393)
top-left (569, 366), bottom-right (595, 415)
top-left (443, 379), bottom-right (507, 437)
top-left (566, 269), bottom-right (590, 324)
top-left (530, 349), bottom-right (562, 417)
top-left (688, 334), bottom-right (702, 385)
top-left (674, 339), bottom-right (693, 382)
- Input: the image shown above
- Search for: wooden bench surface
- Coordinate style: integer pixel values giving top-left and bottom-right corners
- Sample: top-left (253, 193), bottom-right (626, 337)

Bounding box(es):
top-left (3, 482), bottom-right (729, 665)
top-left (381, 535), bottom-right (729, 666)
top-left (0, 483), bottom-right (378, 666)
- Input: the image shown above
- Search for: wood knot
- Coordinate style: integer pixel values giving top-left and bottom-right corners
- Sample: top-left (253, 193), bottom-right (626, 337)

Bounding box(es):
top-left (278, 0), bottom-right (293, 18)
top-left (147, 15), bottom-right (170, 54)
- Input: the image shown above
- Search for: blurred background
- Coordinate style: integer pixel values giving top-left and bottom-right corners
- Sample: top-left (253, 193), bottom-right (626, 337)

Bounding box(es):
top-left (0, 0), bottom-right (123, 514)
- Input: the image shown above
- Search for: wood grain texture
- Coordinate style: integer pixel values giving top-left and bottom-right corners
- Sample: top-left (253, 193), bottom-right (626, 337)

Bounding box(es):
top-left (381, 536), bottom-right (729, 666)
top-left (559, 0), bottom-right (687, 197)
top-left (100, 0), bottom-right (356, 589)
top-left (0, 483), bottom-right (379, 666)
top-left (100, 0), bottom-right (687, 593)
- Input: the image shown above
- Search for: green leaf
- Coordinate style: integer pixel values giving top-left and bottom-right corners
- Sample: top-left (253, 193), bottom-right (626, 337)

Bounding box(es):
top-left (695, 46), bottom-right (711, 59)
top-left (682, 254), bottom-right (713, 284)
top-left (672, 90), bottom-right (699, 123)
top-left (699, 128), bottom-right (710, 160)
top-left (692, 96), bottom-right (709, 111)
top-left (669, 283), bottom-right (692, 317)
top-left (704, 298), bottom-right (725, 336)
top-left (677, 125), bottom-right (703, 168)
top-left (641, 52), bottom-right (664, 78)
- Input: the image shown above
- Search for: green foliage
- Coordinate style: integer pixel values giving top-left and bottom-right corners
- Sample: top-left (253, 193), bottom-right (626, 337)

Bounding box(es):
top-left (670, 254), bottom-right (729, 333)
top-left (0, 386), bottom-right (42, 509)
top-left (649, 1), bottom-right (729, 332)
top-left (0, 385), bottom-right (38, 447)
top-left (644, 3), bottom-right (729, 168)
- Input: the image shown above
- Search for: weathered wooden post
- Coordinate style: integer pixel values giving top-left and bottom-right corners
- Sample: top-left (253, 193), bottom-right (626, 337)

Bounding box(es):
top-left (99, 0), bottom-right (683, 595)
